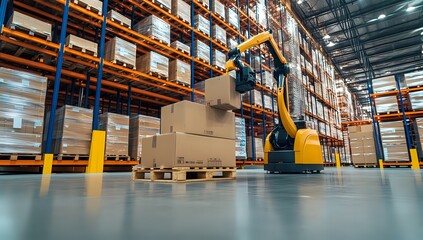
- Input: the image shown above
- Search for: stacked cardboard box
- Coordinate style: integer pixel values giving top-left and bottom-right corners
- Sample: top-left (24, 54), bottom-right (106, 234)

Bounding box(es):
top-left (348, 124), bottom-right (377, 165)
top-left (0, 67), bottom-right (47, 154)
top-left (136, 51), bottom-right (169, 78)
top-left (7, 11), bottom-right (52, 41)
top-left (404, 70), bottom-right (423, 88)
top-left (227, 38), bottom-right (238, 49)
top-left (154, 0), bottom-right (171, 10)
top-left (247, 136), bottom-right (264, 159)
top-left (212, 0), bottom-right (225, 20)
top-left (379, 121), bottom-right (409, 162)
top-left (212, 25), bottom-right (227, 45)
top-left (141, 75), bottom-right (239, 168)
top-left (264, 71), bottom-right (275, 89)
top-left (409, 91), bottom-right (423, 110)
top-left (372, 76), bottom-right (397, 93)
top-left (99, 112), bottom-right (129, 156)
top-left (171, 0), bottom-right (191, 24)
top-left (169, 60), bottom-right (191, 86)
top-left (242, 90), bottom-right (262, 107)
top-left (212, 49), bottom-right (226, 69)
top-left (256, 3), bottom-right (267, 29)
top-left (194, 14), bottom-right (210, 36)
top-left (225, 8), bottom-right (239, 30)
top-left (248, 8), bottom-right (257, 22)
top-left (134, 15), bottom-right (171, 45)
top-left (415, 118), bottom-right (423, 157)
top-left (129, 115), bottom-right (160, 160)
top-left (107, 10), bottom-right (131, 28)
top-left (65, 34), bottom-right (98, 56)
top-left (235, 117), bottom-right (247, 159)
top-left (53, 106), bottom-right (93, 155)
top-left (105, 37), bottom-right (137, 67)
top-left (73, 0), bottom-right (103, 14)
top-left (263, 94), bottom-right (273, 110)
top-left (170, 40), bottom-right (190, 55)
top-left (374, 95), bottom-right (398, 114)
top-left (191, 40), bottom-right (210, 63)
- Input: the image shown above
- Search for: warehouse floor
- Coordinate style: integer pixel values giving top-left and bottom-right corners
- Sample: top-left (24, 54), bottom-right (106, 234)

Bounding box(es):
top-left (1, 168), bottom-right (422, 240)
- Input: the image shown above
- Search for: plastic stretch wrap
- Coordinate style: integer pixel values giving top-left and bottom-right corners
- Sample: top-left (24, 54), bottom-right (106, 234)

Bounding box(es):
top-left (372, 76), bottom-right (398, 93)
top-left (7, 11), bottom-right (52, 41)
top-left (212, 25), bottom-right (227, 45)
top-left (194, 14), bottom-right (210, 36)
top-left (256, 3), bottom-right (267, 29)
top-left (154, 0), bottom-right (171, 10)
top-left (73, 0), bottom-right (102, 14)
top-left (374, 95), bottom-right (398, 114)
top-left (99, 113), bottom-right (129, 156)
top-left (129, 114), bottom-right (160, 160)
top-left (212, 0), bottom-right (226, 20)
top-left (242, 90), bottom-right (262, 107)
top-left (134, 15), bottom-right (171, 44)
top-left (227, 38), bottom-right (238, 49)
top-left (235, 117), bottom-right (247, 159)
top-left (225, 8), bottom-right (239, 30)
top-left (247, 136), bottom-right (264, 159)
top-left (0, 67), bottom-right (47, 154)
top-left (379, 121), bottom-right (409, 162)
top-left (212, 49), bottom-right (226, 69)
top-left (107, 10), bottom-right (131, 27)
top-left (251, 56), bottom-right (262, 73)
top-left (171, 0), bottom-right (191, 24)
top-left (105, 37), bottom-right (136, 67)
top-left (53, 106), bottom-right (93, 155)
top-left (169, 60), bottom-right (191, 86)
top-left (409, 91), bottom-right (423, 110)
top-left (65, 34), bottom-right (98, 56)
top-left (136, 51), bottom-right (169, 78)
top-left (263, 94), bottom-right (273, 110)
top-left (405, 71), bottom-right (423, 88)
top-left (191, 40), bottom-right (210, 63)
top-left (248, 8), bottom-right (257, 22)
top-left (170, 41), bottom-right (190, 55)
top-left (264, 71), bottom-right (275, 89)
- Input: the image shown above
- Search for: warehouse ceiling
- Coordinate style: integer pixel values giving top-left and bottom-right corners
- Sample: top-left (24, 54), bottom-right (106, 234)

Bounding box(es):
top-left (291, 0), bottom-right (423, 105)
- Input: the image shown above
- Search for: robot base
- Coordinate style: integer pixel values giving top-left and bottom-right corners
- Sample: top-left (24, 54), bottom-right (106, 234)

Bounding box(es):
top-left (264, 163), bottom-right (323, 174)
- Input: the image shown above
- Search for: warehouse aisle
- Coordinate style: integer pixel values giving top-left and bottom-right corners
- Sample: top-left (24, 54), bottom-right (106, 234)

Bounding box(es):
top-left (1, 168), bottom-right (422, 240)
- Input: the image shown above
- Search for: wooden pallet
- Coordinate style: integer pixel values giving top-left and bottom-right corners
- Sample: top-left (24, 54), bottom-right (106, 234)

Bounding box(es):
top-left (148, 35), bottom-right (170, 46)
top-left (110, 59), bottom-right (135, 69)
top-left (175, 15), bottom-right (190, 25)
top-left (212, 65), bottom-right (225, 71)
top-left (196, 28), bottom-right (210, 37)
top-left (353, 164), bottom-right (377, 168)
top-left (172, 46), bottom-right (190, 56)
top-left (72, 0), bottom-right (102, 15)
top-left (215, 39), bottom-right (227, 47)
top-left (55, 154), bottom-right (89, 160)
top-left (109, 17), bottom-right (131, 29)
top-left (195, 57), bottom-right (210, 64)
top-left (169, 79), bottom-right (191, 87)
top-left (132, 166), bottom-right (236, 182)
top-left (0, 154), bottom-right (42, 160)
top-left (9, 24), bottom-right (51, 41)
top-left (253, 104), bottom-right (263, 109)
top-left (148, 71), bottom-right (168, 80)
top-left (105, 155), bottom-right (131, 161)
top-left (214, 13), bottom-right (225, 21)
top-left (66, 43), bottom-right (97, 57)
top-left (196, 0), bottom-right (209, 8)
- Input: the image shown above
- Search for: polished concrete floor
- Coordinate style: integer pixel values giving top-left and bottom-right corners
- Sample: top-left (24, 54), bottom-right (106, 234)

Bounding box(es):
top-left (1, 167), bottom-right (422, 240)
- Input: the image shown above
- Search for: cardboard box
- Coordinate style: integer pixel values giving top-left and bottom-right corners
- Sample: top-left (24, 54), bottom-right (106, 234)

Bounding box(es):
top-left (136, 51), bottom-right (169, 78)
top-left (247, 136), bottom-right (264, 159)
top-left (171, 0), bottom-right (191, 24)
top-left (65, 34), bottom-right (98, 56)
top-left (107, 10), bottom-right (131, 27)
top-left (242, 89), bottom-right (262, 107)
top-left (170, 41), bottom-right (190, 55)
top-left (212, 49), bottom-right (226, 69)
top-left (134, 15), bottom-right (170, 44)
top-left (104, 37), bottom-right (137, 67)
top-left (169, 59), bottom-right (191, 86)
top-left (212, 25), bottom-right (227, 45)
top-left (129, 115), bottom-right (160, 160)
top-left (161, 101), bottom-right (235, 139)
top-left (191, 40), bottom-right (210, 63)
top-left (99, 112), bottom-right (129, 156)
top-left (194, 14), bottom-right (210, 36)
top-left (141, 133), bottom-right (235, 168)
top-left (205, 75), bottom-right (241, 110)
top-left (7, 11), bottom-right (52, 41)
top-left (73, 0), bottom-right (103, 14)
top-left (212, 0), bottom-right (225, 20)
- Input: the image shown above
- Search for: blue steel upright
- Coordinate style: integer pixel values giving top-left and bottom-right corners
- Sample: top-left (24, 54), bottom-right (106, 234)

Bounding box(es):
top-left (190, 0), bottom-right (195, 102)
top-left (45, 0), bottom-right (71, 154)
top-left (0, 0), bottom-right (8, 33)
top-left (92, 0), bottom-right (108, 130)
top-left (395, 74), bottom-right (413, 157)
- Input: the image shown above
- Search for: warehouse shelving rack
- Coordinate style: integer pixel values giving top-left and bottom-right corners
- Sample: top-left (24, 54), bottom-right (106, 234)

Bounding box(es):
top-left (369, 73), bottom-right (423, 168)
top-left (0, 0), bottom-right (345, 171)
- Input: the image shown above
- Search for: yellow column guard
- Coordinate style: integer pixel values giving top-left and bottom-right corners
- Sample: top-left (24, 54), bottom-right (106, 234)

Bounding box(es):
top-left (42, 153), bottom-right (53, 174)
top-left (335, 153), bottom-right (341, 169)
top-left (379, 159), bottom-right (384, 169)
top-left (410, 148), bottom-right (420, 170)
top-left (87, 130), bottom-right (106, 173)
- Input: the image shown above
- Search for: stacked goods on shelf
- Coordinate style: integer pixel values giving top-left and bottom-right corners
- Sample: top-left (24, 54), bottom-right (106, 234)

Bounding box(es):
top-left (212, 0), bottom-right (225, 20)
top-left (372, 76), bottom-right (398, 93)
top-left (342, 130), bottom-right (351, 163)
top-left (248, 7), bottom-right (257, 22)
top-left (154, 0), bottom-right (171, 11)
top-left (104, 37), bottom-right (136, 67)
top-left (171, 0), bottom-right (191, 24)
top-left (242, 90), bottom-right (262, 108)
top-left (336, 80), bottom-right (355, 122)
top-left (0, 67), bottom-right (47, 154)
top-left (415, 118), bottom-right (423, 159)
top-left (348, 124), bottom-right (377, 166)
top-left (212, 49), bottom-right (226, 69)
top-left (225, 8), bottom-right (239, 30)
top-left (235, 117), bottom-right (247, 159)
top-left (65, 34), bottom-right (98, 56)
top-left (99, 113), bottom-right (129, 157)
top-left (191, 40), bottom-right (210, 63)
top-left (374, 96), bottom-right (398, 114)
top-left (212, 25), bottom-right (227, 45)
top-left (141, 75), bottom-right (238, 169)
top-left (73, 0), bottom-right (103, 14)
top-left (227, 38), bottom-right (238, 50)
top-left (247, 136), bottom-right (264, 159)
top-left (53, 106), bottom-right (93, 155)
top-left (7, 11), bottom-right (52, 41)
top-left (263, 94), bottom-right (273, 111)
top-left (136, 51), bottom-right (169, 78)
top-left (404, 70), bottom-right (423, 88)
top-left (170, 41), bottom-right (190, 55)
top-left (379, 121), bottom-right (409, 162)
top-left (129, 115), bottom-right (160, 160)
top-left (256, 2), bottom-right (267, 29)
top-left (194, 14), bottom-right (210, 36)
top-left (107, 10), bottom-right (131, 28)
top-left (264, 71), bottom-right (275, 89)
top-left (169, 59), bottom-right (191, 86)
top-left (133, 15), bottom-right (171, 45)
top-left (408, 91), bottom-right (423, 110)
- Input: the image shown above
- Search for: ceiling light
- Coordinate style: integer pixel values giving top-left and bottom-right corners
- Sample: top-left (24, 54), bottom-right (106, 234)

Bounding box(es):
top-left (323, 34), bottom-right (330, 39)
top-left (386, 71), bottom-right (392, 74)
top-left (297, 0), bottom-right (303, 4)
top-left (378, 14), bottom-right (386, 20)
top-left (421, 32), bottom-right (423, 35)
top-left (327, 41), bottom-right (336, 47)
top-left (406, 6), bottom-right (416, 12)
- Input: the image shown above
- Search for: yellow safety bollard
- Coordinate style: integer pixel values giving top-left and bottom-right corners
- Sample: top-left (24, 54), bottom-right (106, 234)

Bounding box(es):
top-left (410, 148), bottom-right (420, 170)
top-left (86, 130), bottom-right (106, 173)
top-left (42, 153), bottom-right (53, 174)
top-left (379, 159), bottom-right (384, 169)
top-left (335, 153), bottom-right (341, 169)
